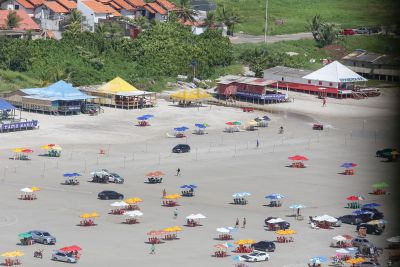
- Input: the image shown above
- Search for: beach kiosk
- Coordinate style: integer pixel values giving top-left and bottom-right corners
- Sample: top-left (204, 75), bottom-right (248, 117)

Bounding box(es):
top-left (0, 99), bottom-right (38, 133)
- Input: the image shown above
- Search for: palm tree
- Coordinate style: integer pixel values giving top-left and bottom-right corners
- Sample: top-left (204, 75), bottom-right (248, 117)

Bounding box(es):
top-left (65, 9), bottom-right (83, 33)
top-left (217, 6), bottom-right (241, 36)
top-left (5, 10), bottom-right (23, 30)
top-left (204, 11), bottom-right (217, 29)
top-left (173, 0), bottom-right (197, 23)
top-left (107, 21), bottom-right (123, 40)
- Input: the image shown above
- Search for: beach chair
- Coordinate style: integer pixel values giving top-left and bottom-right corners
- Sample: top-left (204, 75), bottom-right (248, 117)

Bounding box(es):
top-left (310, 222), bottom-right (320, 229)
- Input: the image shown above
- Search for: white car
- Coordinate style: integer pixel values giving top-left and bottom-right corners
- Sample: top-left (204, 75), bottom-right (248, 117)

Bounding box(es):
top-left (51, 251), bottom-right (77, 263)
top-left (240, 251), bottom-right (270, 262)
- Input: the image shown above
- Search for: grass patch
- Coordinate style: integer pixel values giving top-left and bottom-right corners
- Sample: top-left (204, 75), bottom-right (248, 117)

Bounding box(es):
top-left (0, 70), bottom-right (41, 93)
top-left (198, 0), bottom-right (400, 35)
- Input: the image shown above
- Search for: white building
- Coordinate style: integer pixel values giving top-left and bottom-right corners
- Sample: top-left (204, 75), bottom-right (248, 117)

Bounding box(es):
top-left (1, 0), bottom-right (35, 16)
top-left (77, 0), bottom-right (121, 32)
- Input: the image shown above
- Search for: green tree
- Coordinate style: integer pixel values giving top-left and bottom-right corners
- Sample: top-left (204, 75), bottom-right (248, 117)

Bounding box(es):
top-left (204, 11), bottom-right (217, 29)
top-left (217, 6), bottom-right (241, 36)
top-left (173, 0), bottom-right (197, 22)
top-left (65, 9), bottom-right (84, 34)
top-left (308, 14), bottom-right (341, 48)
top-left (5, 10), bottom-right (23, 30)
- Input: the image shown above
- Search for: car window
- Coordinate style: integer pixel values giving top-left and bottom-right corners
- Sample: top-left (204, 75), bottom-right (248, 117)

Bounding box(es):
top-left (57, 253), bottom-right (64, 256)
top-left (43, 232), bottom-right (50, 236)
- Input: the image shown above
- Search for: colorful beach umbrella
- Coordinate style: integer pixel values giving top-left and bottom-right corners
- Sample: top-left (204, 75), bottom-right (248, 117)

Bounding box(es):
top-left (59, 245), bottom-right (82, 252)
top-left (352, 209), bottom-right (373, 215)
top-left (288, 155), bottom-right (308, 161)
top-left (265, 194), bottom-right (284, 200)
top-left (225, 122), bottom-right (234, 125)
top-left (195, 123), bottom-right (207, 129)
top-left (276, 229), bottom-right (296, 235)
top-left (372, 182), bottom-right (389, 189)
top-left (362, 203), bottom-right (381, 208)
top-left (18, 232), bottom-right (32, 238)
top-left (309, 256), bottom-right (328, 264)
top-left (346, 195), bottom-right (364, 201)
top-left (341, 163), bottom-right (357, 168)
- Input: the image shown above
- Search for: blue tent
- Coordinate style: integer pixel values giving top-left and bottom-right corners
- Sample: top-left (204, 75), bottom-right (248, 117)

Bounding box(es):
top-left (0, 99), bottom-right (16, 110)
top-left (21, 81), bottom-right (95, 101)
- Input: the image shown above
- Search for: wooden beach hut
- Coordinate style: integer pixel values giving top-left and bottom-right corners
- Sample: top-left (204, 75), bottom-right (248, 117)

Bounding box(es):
top-left (81, 77), bottom-right (157, 109)
top-left (4, 81), bottom-right (97, 115)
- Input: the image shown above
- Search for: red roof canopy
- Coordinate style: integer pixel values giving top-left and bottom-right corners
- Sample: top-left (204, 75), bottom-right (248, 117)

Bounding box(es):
top-left (147, 2), bottom-right (166, 15)
top-left (0, 10), bottom-right (40, 31)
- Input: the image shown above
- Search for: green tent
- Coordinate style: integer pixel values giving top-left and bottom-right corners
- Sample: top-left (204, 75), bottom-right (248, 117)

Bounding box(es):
top-left (18, 232), bottom-right (32, 238)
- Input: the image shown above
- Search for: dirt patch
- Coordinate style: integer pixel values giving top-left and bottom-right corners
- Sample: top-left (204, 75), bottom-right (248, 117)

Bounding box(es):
top-left (323, 44), bottom-right (347, 59)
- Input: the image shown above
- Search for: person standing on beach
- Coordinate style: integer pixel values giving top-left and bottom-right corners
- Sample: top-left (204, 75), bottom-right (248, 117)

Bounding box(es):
top-left (173, 208), bottom-right (178, 219)
top-left (150, 244), bottom-right (156, 255)
top-left (322, 97), bottom-right (327, 107)
top-left (235, 218), bottom-right (239, 228)
top-left (256, 139), bottom-right (259, 149)
top-left (176, 168), bottom-right (181, 176)
top-left (242, 218), bottom-right (246, 228)
top-left (162, 189), bottom-right (166, 198)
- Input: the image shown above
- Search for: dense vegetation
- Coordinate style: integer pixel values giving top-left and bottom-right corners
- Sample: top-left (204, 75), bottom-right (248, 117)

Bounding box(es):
top-left (180, 0), bottom-right (400, 35)
top-left (0, 22), bottom-right (232, 91)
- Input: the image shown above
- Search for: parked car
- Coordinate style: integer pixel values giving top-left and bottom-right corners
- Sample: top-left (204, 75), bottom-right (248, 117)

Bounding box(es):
top-left (357, 223), bottom-right (384, 235)
top-left (98, 190), bottom-right (124, 200)
top-left (352, 237), bottom-right (374, 248)
top-left (376, 148), bottom-right (394, 157)
top-left (30, 230), bottom-right (56, 245)
top-left (337, 214), bottom-right (363, 225)
top-left (240, 251), bottom-right (270, 262)
top-left (361, 207), bottom-right (384, 220)
top-left (264, 217), bottom-right (290, 229)
top-left (342, 28), bottom-right (356, 35)
top-left (51, 251), bottom-right (77, 263)
top-left (91, 169), bottom-right (124, 184)
top-left (172, 144), bottom-right (191, 153)
top-left (251, 241), bottom-right (276, 252)
top-left (356, 27), bottom-right (369, 34)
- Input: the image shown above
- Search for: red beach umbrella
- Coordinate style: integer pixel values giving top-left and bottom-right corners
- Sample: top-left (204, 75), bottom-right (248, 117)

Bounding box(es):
top-left (21, 149), bottom-right (33, 153)
top-left (346, 195), bottom-right (364, 201)
top-left (288, 155), bottom-right (308, 161)
top-left (225, 122), bottom-right (234, 125)
top-left (59, 245), bottom-right (82, 252)
top-left (153, 171), bottom-right (165, 176)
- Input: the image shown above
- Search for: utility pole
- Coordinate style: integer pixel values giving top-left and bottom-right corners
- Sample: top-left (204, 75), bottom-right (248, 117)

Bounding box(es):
top-left (264, 0), bottom-right (268, 43)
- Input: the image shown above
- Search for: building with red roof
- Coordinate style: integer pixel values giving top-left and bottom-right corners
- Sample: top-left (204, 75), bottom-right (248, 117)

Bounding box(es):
top-left (77, 0), bottom-right (121, 32)
top-left (56, 0), bottom-right (77, 10)
top-left (0, 9), bottom-right (40, 31)
top-left (1, 0), bottom-right (36, 16)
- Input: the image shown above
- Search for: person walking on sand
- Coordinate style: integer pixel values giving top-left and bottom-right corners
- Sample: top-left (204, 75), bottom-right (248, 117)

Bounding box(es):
top-left (176, 168), bottom-right (181, 176)
top-left (173, 208), bottom-right (178, 219)
top-left (150, 243), bottom-right (156, 255)
top-left (162, 189), bottom-right (166, 198)
top-left (256, 139), bottom-right (259, 149)
top-left (322, 97), bottom-right (327, 107)
top-left (235, 218), bottom-right (239, 228)
top-left (243, 217), bottom-right (246, 228)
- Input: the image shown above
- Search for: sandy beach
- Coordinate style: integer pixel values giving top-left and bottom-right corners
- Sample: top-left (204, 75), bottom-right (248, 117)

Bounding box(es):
top-left (0, 91), bottom-right (399, 267)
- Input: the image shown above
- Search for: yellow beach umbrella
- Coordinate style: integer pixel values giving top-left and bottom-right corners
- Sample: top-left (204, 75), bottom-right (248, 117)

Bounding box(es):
top-left (31, 187), bottom-right (40, 192)
top-left (125, 197), bottom-right (143, 204)
top-left (276, 229), bottom-right (297, 235)
top-left (245, 239), bottom-right (256, 245)
top-left (11, 251), bottom-right (24, 257)
top-left (163, 227), bottom-right (175, 232)
top-left (12, 148), bottom-right (25, 153)
top-left (234, 240), bottom-right (248, 245)
top-left (172, 226), bottom-right (182, 232)
top-left (80, 213), bottom-right (92, 219)
top-left (90, 212), bottom-right (100, 218)
top-left (98, 77), bottom-right (139, 94)
top-left (165, 194), bottom-right (182, 200)
top-left (346, 257), bottom-right (366, 264)
top-left (189, 88), bottom-right (211, 100)
top-left (247, 120), bottom-right (258, 126)
top-left (170, 89), bottom-right (193, 101)
top-left (1, 252), bottom-right (14, 257)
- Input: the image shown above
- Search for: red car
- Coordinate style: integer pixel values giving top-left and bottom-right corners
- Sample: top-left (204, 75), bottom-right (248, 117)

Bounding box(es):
top-left (342, 28), bottom-right (356, 35)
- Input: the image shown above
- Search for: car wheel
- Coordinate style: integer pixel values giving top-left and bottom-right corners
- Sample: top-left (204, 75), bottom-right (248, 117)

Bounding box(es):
top-left (67, 259), bottom-right (72, 263)
top-left (43, 239), bottom-right (48, 245)
top-left (119, 196), bottom-right (123, 200)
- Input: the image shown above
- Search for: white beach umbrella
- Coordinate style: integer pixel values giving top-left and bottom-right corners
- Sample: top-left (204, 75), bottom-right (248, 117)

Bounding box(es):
top-left (123, 210), bottom-right (143, 217)
top-left (110, 201), bottom-right (128, 207)
top-left (216, 228), bottom-right (230, 233)
top-left (186, 214), bottom-right (197, 220)
top-left (332, 235), bottom-right (347, 242)
top-left (335, 248), bottom-right (350, 254)
top-left (194, 213), bottom-right (206, 219)
top-left (313, 215), bottom-right (337, 223)
top-left (267, 218), bottom-right (285, 224)
top-left (20, 188), bottom-right (33, 193)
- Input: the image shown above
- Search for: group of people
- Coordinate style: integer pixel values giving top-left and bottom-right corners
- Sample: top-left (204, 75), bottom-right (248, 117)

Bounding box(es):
top-left (235, 218), bottom-right (246, 228)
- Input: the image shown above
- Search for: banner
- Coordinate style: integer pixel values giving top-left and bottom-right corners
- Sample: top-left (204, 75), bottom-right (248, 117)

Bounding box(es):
top-left (236, 91), bottom-right (288, 100)
top-left (0, 120), bottom-right (38, 131)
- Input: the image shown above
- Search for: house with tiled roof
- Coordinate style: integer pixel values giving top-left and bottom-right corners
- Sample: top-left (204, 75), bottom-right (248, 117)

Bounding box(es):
top-left (143, 0), bottom-right (174, 21)
top-left (77, 0), bottom-right (121, 32)
top-left (1, 0), bottom-right (36, 16)
top-left (0, 9), bottom-right (40, 32)
top-left (55, 0), bottom-right (77, 10)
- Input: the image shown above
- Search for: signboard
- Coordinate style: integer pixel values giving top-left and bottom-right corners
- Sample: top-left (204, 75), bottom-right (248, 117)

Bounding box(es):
top-left (236, 91), bottom-right (288, 100)
top-left (339, 77), bottom-right (365, 82)
top-left (0, 120), bottom-right (38, 131)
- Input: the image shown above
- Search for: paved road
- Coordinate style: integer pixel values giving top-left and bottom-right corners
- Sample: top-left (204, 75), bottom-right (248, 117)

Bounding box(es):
top-left (229, 32), bottom-right (313, 44)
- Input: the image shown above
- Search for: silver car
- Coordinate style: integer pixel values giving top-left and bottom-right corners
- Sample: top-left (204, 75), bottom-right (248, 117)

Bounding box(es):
top-left (30, 230), bottom-right (56, 245)
top-left (52, 251), bottom-right (77, 263)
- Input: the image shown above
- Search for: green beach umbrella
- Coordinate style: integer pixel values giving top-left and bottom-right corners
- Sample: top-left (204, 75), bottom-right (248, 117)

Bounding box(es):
top-left (18, 232), bottom-right (32, 238)
top-left (372, 182), bottom-right (389, 189)
top-left (233, 121), bottom-right (241, 126)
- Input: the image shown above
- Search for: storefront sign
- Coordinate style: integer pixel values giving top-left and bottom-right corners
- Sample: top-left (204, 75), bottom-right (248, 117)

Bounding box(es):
top-left (0, 120), bottom-right (38, 131)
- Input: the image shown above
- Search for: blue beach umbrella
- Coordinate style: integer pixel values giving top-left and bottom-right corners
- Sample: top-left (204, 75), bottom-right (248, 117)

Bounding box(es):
top-left (195, 123), bottom-right (207, 129)
top-left (143, 114), bottom-right (154, 118)
top-left (352, 209), bottom-right (374, 215)
top-left (63, 173), bottom-right (73, 177)
top-left (180, 185), bottom-right (190, 189)
top-left (362, 203), bottom-right (381, 208)
top-left (71, 173), bottom-right (81, 177)
top-left (309, 256), bottom-right (328, 264)
top-left (265, 194), bottom-right (284, 200)
top-left (341, 163), bottom-right (358, 169)
top-left (188, 185), bottom-right (197, 189)
top-left (289, 204), bottom-right (306, 209)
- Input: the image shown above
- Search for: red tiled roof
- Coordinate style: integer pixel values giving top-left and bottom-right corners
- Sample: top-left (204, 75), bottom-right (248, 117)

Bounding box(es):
top-left (155, 0), bottom-right (174, 10)
top-left (112, 0), bottom-right (134, 11)
top-left (0, 10), bottom-right (40, 31)
top-left (44, 1), bottom-right (68, 13)
top-left (143, 5), bottom-right (155, 14)
top-left (56, 0), bottom-right (77, 9)
top-left (108, 1), bottom-right (121, 10)
top-left (28, 0), bottom-right (44, 7)
top-left (15, 0), bottom-right (34, 9)
top-left (98, 0), bottom-right (112, 3)
top-left (125, 0), bottom-right (144, 7)
top-left (82, 0), bottom-right (121, 15)
top-left (147, 2), bottom-right (166, 15)
top-left (178, 18), bottom-right (205, 27)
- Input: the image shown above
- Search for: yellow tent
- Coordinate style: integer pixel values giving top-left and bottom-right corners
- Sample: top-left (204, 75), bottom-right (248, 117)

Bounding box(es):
top-left (97, 77), bottom-right (139, 94)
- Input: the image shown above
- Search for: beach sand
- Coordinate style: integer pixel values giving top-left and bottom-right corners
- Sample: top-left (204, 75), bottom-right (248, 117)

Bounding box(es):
top-left (0, 91), bottom-right (399, 267)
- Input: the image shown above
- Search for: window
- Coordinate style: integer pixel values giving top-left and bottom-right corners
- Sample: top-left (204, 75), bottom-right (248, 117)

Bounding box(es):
top-left (329, 82), bottom-right (333, 86)
top-left (14, 4), bottom-right (19, 9)
top-left (318, 81), bottom-right (322, 85)
top-left (308, 80), bottom-right (311, 84)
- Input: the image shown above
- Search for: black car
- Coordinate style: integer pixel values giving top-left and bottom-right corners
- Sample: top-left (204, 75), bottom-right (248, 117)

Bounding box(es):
top-left (251, 241), bottom-right (276, 252)
top-left (357, 223), bottom-right (384, 235)
top-left (361, 207), bottom-right (384, 220)
top-left (172, 144), bottom-right (191, 153)
top-left (338, 214), bottom-right (364, 225)
top-left (376, 148), bottom-right (394, 158)
top-left (264, 217), bottom-right (290, 229)
top-left (98, 190), bottom-right (124, 200)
